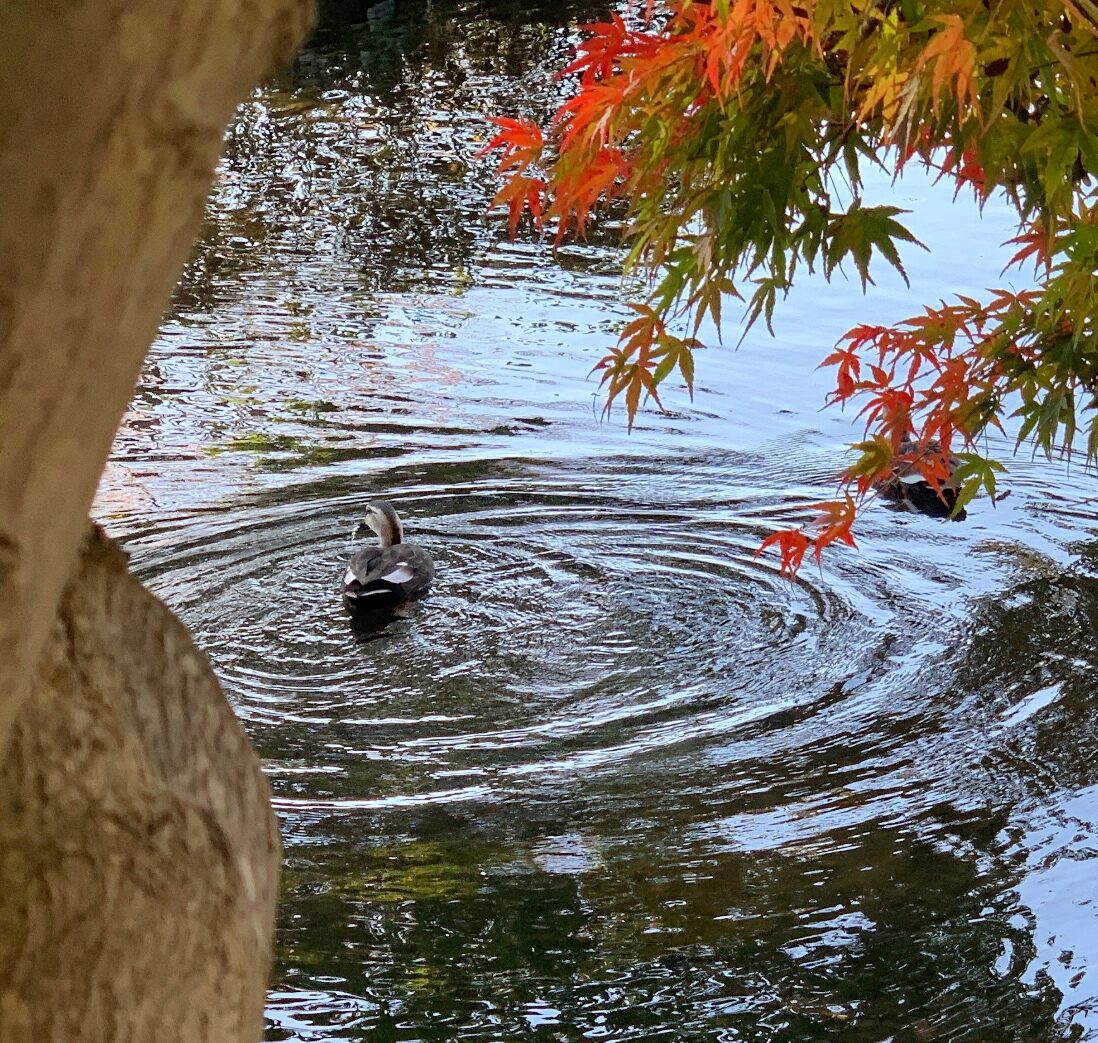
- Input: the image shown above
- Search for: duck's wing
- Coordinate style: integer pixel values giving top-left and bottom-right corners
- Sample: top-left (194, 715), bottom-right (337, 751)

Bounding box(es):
top-left (343, 544), bottom-right (434, 601)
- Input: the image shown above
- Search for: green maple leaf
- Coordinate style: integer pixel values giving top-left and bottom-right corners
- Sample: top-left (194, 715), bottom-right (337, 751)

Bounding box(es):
top-left (825, 203), bottom-right (926, 290)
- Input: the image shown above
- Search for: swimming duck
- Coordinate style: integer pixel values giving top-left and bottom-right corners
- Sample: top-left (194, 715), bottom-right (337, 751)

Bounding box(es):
top-left (879, 439), bottom-right (966, 520)
top-left (343, 500), bottom-right (435, 607)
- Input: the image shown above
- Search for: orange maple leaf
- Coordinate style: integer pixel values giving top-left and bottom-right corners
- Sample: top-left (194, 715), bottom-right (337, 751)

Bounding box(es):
top-left (758, 528), bottom-right (812, 577)
top-left (916, 14), bottom-right (978, 116)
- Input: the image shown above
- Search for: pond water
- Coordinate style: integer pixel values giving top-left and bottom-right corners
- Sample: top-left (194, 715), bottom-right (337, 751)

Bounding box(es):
top-left (95, 0), bottom-right (1098, 1039)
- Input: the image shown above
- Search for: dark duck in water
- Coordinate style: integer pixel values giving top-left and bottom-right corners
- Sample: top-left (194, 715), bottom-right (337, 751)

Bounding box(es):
top-left (343, 500), bottom-right (435, 608)
top-left (879, 438), bottom-right (967, 520)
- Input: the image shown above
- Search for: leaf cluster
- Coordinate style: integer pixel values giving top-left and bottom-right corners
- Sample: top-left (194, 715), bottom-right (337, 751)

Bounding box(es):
top-left (484, 0), bottom-right (1098, 574)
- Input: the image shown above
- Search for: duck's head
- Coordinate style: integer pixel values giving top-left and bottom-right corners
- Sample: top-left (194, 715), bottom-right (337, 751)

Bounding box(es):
top-left (355, 500), bottom-right (404, 547)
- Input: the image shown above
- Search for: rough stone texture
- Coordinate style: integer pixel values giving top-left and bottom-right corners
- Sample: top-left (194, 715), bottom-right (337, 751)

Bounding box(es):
top-left (0, 525), bottom-right (280, 1042)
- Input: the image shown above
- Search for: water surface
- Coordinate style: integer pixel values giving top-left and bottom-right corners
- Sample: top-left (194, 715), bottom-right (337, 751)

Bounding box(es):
top-left (98, 1), bottom-right (1098, 1039)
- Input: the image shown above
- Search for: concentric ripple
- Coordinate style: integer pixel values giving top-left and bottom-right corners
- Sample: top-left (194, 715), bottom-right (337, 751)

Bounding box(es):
top-left (129, 459), bottom-right (939, 818)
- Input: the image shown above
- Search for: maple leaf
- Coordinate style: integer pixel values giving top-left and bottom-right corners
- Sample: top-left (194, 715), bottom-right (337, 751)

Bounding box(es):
top-left (594, 304), bottom-right (704, 427)
top-left (758, 528), bottom-right (812, 578)
top-left (944, 453), bottom-right (1005, 515)
top-left (844, 436), bottom-right (894, 495)
top-left (819, 343), bottom-right (863, 401)
top-left (651, 336), bottom-right (699, 398)
top-left (553, 147), bottom-right (629, 237)
top-left (491, 175), bottom-right (546, 237)
top-left (809, 496), bottom-right (858, 562)
top-left (824, 203), bottom-right (926, 290)
top-left (563, 15), bottom-right (660, 85)
top-left (916, 14), bottom-right (978, 116)
top-left (481, 117), bottom-right (544, 167)
top-left (758, 496), bottom-right (858, 578)
top-left (1003, 223), bottom-right (1052, 273)
top-left (857, 70), bottom-right (911, 125)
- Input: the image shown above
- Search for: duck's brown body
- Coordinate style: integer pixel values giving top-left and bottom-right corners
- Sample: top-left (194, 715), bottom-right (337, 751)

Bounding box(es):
top-left (343, 543), bottom-right (435, 604)
top-left (343, 500), bottom-right (434, 607)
